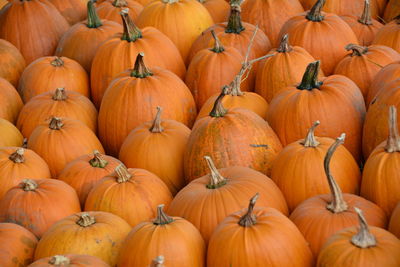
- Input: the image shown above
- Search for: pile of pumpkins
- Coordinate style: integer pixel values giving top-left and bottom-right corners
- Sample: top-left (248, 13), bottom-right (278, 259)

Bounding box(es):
top-left (1, 0), bottom-right (400, 265)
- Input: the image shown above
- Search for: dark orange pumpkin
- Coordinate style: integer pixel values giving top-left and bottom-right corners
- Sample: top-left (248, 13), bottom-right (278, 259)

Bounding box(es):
top-left (29, 254), bottom-right (110, 267)
top-left (0, 39), bottom-right (26, 87)
top-left (373, 16), bottom-right (400, 53)
top-left (48, 0), bottom-right (86, 25)
top-left (96, 0), bottom-right (143, 25)
top-left (389, 202), bottom-right (400, 238)
top-left (0, 77), bottom-right (23, 123)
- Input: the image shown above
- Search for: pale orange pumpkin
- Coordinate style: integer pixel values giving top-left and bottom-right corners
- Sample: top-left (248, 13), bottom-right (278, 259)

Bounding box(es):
top-left (0, 39), bottom-right (26, 87)
top-left (0, 118), bottom-right (23, 148)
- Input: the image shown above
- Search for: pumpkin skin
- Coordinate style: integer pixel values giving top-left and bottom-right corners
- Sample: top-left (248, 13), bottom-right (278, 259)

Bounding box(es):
top-left (48, 0), bottom-right (86, 25)
top-left (0, 179), bottom-right (81, 238)
top-left (98, 53), bottom-right (196, 156)
top-left (0, 0), bottom-right (8, 9)
top-left (0, 118), bottom-right (23, 147)
top-left (0, 77), bottom-right (23, 123)
top-left (199, 0), bottom-right (229, 23)
top-left (0, 148), bottom-right (51, 200)
top-left (0, 223), bottom-right (38, 267)
top-left (96, 0), bottom-right (143, 25)
top-left (90, 11), bottom-right (186, 108)
top-left (279, 0), bottom-right (359, 75)
top-left (55, 1), bottom-right (122, 73)
top-left (389, 202), bottom-right (400, 238)
top-left (117, 205), bottom-right (205, 267)
top-left (27, 117), bottom-right (105, 177)
top-left (384, 0), bottom-right (400, 23)
top-left (168, 157), bottom-right (288, 243)
top-left (136, 0), bottom-right (214, 64)
top-left (0, 0), bottom-right (69, 64)
top-left (373, 17), bottom-right (400, 53)
top-left (34, 211), bottom-right (131, 266)
top-left (17, 88), bottom-right (97, 139)
top-left (0, 39), bottom-right (25, 87)
top-left (334, 44), bottom-right (400, 100)
top-left (28, 254), bottom-right (110, 267)
top-left (85, 165), bottom-right (173, 227)
top-left (18, 56), bottom-right (89, 103)
top-left (207, 194), bottom-right (313, 267)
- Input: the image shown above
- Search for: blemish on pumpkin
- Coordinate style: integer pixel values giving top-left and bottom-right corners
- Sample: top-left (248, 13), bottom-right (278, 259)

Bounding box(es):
top-left (95, 238), bottom-right (102, 244)
top-left (20, 236), bottom-right (36, 248)
top-left (250, 144), bottom-right (268, 148)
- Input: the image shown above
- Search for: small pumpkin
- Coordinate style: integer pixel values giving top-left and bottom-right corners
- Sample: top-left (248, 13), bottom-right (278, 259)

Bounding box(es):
top-left (28, 254), bottom-right (110, 267)
top-left (0, 118), bottom-right (23, 148)
top-left (372, 15), bottom-right (400, 53)
top-left (96, 0), bottom-right (143, 25)
top-left (0, 77), bottom-right (23, 123)
top-left (389, 202), bottom-right (400, 238)
top-left (48, 0), bottom-right (87, 25)
top-left (0, 39), bottom-right (26, 87)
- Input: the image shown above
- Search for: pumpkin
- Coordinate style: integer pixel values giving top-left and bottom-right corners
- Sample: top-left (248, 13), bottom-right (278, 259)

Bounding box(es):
top-left (48, 0), bottom-right (86, 25)
top-left (28, 254), bottom-right (110, 267)
top-left (98, 53), bottom-right (196, 156)
top-left (185, 30), bottom-right (245, 109)
top-left (27, 117), bottom-right (104, 177)
top-left (85, 164), bottom-right (173, 226)
top-left (0, 118), bottom-right (23, 148)
top-left (267, 61), bottom-right (366, 162)
top-left (334, 44), bottom-right (400, 100)
top-left (0, 0), bottom-right (69, 64)
top-left (340, 0), bottom-right (383, 46)
top-left (271, 121), bottom-right (361, 212)
top-left (0, 0), bottom-right (8, 9)
top-left (290, 134), bottom-right (388, 257)
top-left (168, 156), bottom-right (288, 243)
top-left (389, 202), bottom-right (400, 238)
top-left (0, 77), bottom-right (23, 123)
top-left (241, 0), bottom-right (304, 46)
top-left (119, 107), bottom-right (191, 195)
top-left (373, 15), bottom-right (400, 53)
top-left (0, 223), bottom-right (38, 267)
top-left (117, 204), bottom-right (205, 267)
top-left (57, 150), bottom-right (121, 207)
top-left (0, 179), bottom-right (81, 238)
top-left (90, 9), bottom-right (186, 108)
top-left (18, 56), bottom-right (89, 103)
top-left (279, 0), bottom-right (359, 75)
top-left (361, 106), bottom-right (400, 215)
top-left (207, 194), bottom-right (314, 267)
top-left (55, 1), bottom-right (122, 73)
top-left (0, 147), bottom-right (51, 200)
top-left (0, 39), bottom-right (25, 87)
top-left (96, 0), bottom-right (143, 25)
top-left (136, 0), bottom-right (213, 64)
top-left (384, 0), bottom-right (400, 23)
top-left (198, 0), bottom-right (229, 23)
top-left (34, 211), bottom-right (131, 266)
top-left (184, 89), bottom-right (282, 181)
top-left (317, 207), bottom-right (400, 267)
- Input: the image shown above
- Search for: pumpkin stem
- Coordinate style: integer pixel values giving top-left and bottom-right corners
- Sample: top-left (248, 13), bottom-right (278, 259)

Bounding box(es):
top-left (76, 212), bottom-right (96, 227)
top-left (300, 121), bottom-right (321, 147)
top-left (209, 86), bottom-right (229, 117)
top-left (120, 8), bottom-right (142, 42)
top-left (306, 0), bottom-right (326, 22)
top-left (210, 30), bottom-right (225, 53)
top-left (359, 0), bottom-right (373, 25)
top-left (22, 138), bottom-right (28, 149)
top-left (395, 14), bottom-right (400, 24)
top-left (351, 207), bottom-right (377, 248)
top-left (150, 256), bottom-right (165, 267)
top-left (115, 164), bottom-right (132, 183)
top-left (48, 255), bottom-right (71, 266)
top-left (131, 52), bottom-right (153, 78)
top-left (150, 107), bottom-right (164, 133)
top-left (49, 117), bottom-right (64, 130)
top-left (153, 204), bottom-right (174, 225)
top-left (9, 148), bottom-right (25, 163)
top-left (162, 0), bottom-right (179, 3)
top-left (277, 34), bottom-right (293, 53)
top-left (385, 106), bottom-right (400, 152)
top-left (113, 0), bottom-right (128, 7)
top-left (297, 61), bottom-right (322, 90)
top-left (226, 0), bottom-right (245, 34)
top-left (325, 133), bottom-right (348, 213)
top-left (89, 150), bottom-right (109, 168)
top-left (50, 57), bottom-right (64, 67)
top-left (205, 156), bottom-right (227, 189)
top-left (238, 193), bottom-right (259, 227)
top-left (346, 44), bottom-right (368, 56)
top-left (52, 88), bottom-right (68, 101)
top-left (87, 0), bottom-right (103, 28)
top-left (22, 179), bottom-right (38, 191)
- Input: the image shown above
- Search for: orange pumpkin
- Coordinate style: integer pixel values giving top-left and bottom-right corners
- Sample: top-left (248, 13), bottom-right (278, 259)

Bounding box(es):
top-left (0, 77), bottom-right (23, 123)
top-left (96, 0), bottom-right (143, 24)
top-left (389, 202), bottom-right (400, 238)
top-left (0, 179), bottom-right (81, 238)
top-left (0, 223), bottom-right (38, 267)
top-left (279, 0), bottom-right (359, 75)
top-left (207, 194), bottom-right (314, 267)
top-left (57, 150), bottom-right (121, 207)
top-left (317, 207), bottom-right (400, 267)
top-left (290, 134), bottom-right (387, 257)
top-left (197, 0), bottom-right (229, 23)
top-left (0, 0), bottom-right (69, 64)
top-left (18, 56), bottom-right (89, 103)
top-left (0, 118), bottom-right (23, 147)
top-left (48, 0), bottom-right (86, 25)
top-left (28, 254), bottom-right (110, 267)
top-left (34, 211), bottom-right (131, 266)
top-left (384, 0), bottom-right (400, 23)
top-left (168, 156), bottom-right (288, 243)
top-left (117, 205), bottom-right (205, 267)
top-left (0, 0), bottom-right (8, 9)
top-left (90, 9), bottom-right (186, 108)
top-left (0, 147), bottom-right (51, 200)
top-left (27, 117), bottom-right (104, 177)
top-left (55, 1), bottom-right (122, 73)
top-left (85, 164), bottom-right (173, 226)
top-left (0, 39), bottom-right (26, 87)
top-left (373, 16), bottom-right (400, 53)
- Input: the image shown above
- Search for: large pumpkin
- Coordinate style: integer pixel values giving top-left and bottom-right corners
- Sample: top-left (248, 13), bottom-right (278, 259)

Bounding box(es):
top-left (96, 0), bottom-right (143, 25)
top-left (117, 205), bottom-right (205, 267)
top-left (34, 211), bottom-right (131, 266)
top-left (0, 179), bottom-right (81, 238)
top-left (0, 118), bottom-right (23, 147)
top-left (48, 0), bottom-right (86, 25)
top-left (0, 39), bottom-right (25, 87)
top-left (207, 194), bottom-right (313, 267)
top-left (0, 77), bottom-right (23, 123)
top-left (372, 15), bottom-right (400, 53)
top-left (28, 254), bottom-right (110, 267)
top-left (389, 202), bottom-right (400, 238)
top-left (0, 0), bottom-right (69, 64)
top-left (168, 156), bottom-right (288, 243)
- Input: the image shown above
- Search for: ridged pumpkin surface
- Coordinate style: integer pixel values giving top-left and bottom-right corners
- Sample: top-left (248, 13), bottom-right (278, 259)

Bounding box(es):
top-left (0, 118), bottom-right (23, 148)
top-left (0, 39), bottom-right (26, 87)
top-left (0, 77), bottom-right (23, 123)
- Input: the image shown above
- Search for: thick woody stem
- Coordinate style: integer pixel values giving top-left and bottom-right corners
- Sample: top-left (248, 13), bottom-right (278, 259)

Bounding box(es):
top-left (9, 148), bottom-right (25, 163)
top-left (52, 88), bottom-right (68, 101)
top-left (306, 0), bottom-right (326, 22)
top-left (48, 255), bottom-right (71, 266)
top-left (115, 164), bottom-right (132, 183)
top-left (22, 179), bottom-right (38, 191)
top-left (131, 52), bottom-right (153, 78)
top-left (297, 61), bottom-right (322, 90)
top-left (49, 117), bottom-right (64, 130)
top-left (300, 121), bottom-right (321, 147)
top-left (205, 156), bottom-right (227, 189)
top-left (120, 8), bottom-right (142, 42)
top-left (113, 0), bottom-right (128, 7)
top-left (226, 0), bottom-right (245, 34)
top-left (87, 0), bottom-right (103, 28)
top-left (153, 204), bottom-right (174, 225)
top-left (209, 86), bottom-right (229, 117)
top-left (351, 207), bottom-right (377, 248)
top-left (150, 107), bottom-right (164, 133)
top-left (385, 106), bottom-right (400, 152)
top-left (51, 57), bottom-right (64, 67)
top-left (89, 150), bottom-right (109, 168)
top-left (76, 213), bottom-right (96, 227)
top-left (238, 193), bottom-right (259, 227)
top-left (359, 0), bottom-right (373, 25)
top-left (345, 44), bottom-right (369, 56)
top-left (277, 34), bottom-right (292, 53)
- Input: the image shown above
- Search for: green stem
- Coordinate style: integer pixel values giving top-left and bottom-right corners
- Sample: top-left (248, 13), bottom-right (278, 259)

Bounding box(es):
top-left (306, 0), bottom-right (326, 22)
top-left (131, 53), bottom-right (153, 78)
top-left (153, 204), bottom-right (174, 225)
top-left (120, 8), bottom-right (142, 42)
top-left (87, 0), bottom-right (103, 28)
top-left (297, 61), bottom-right (322, 90)
top-left (89, 150), bottom-right (109, 168)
